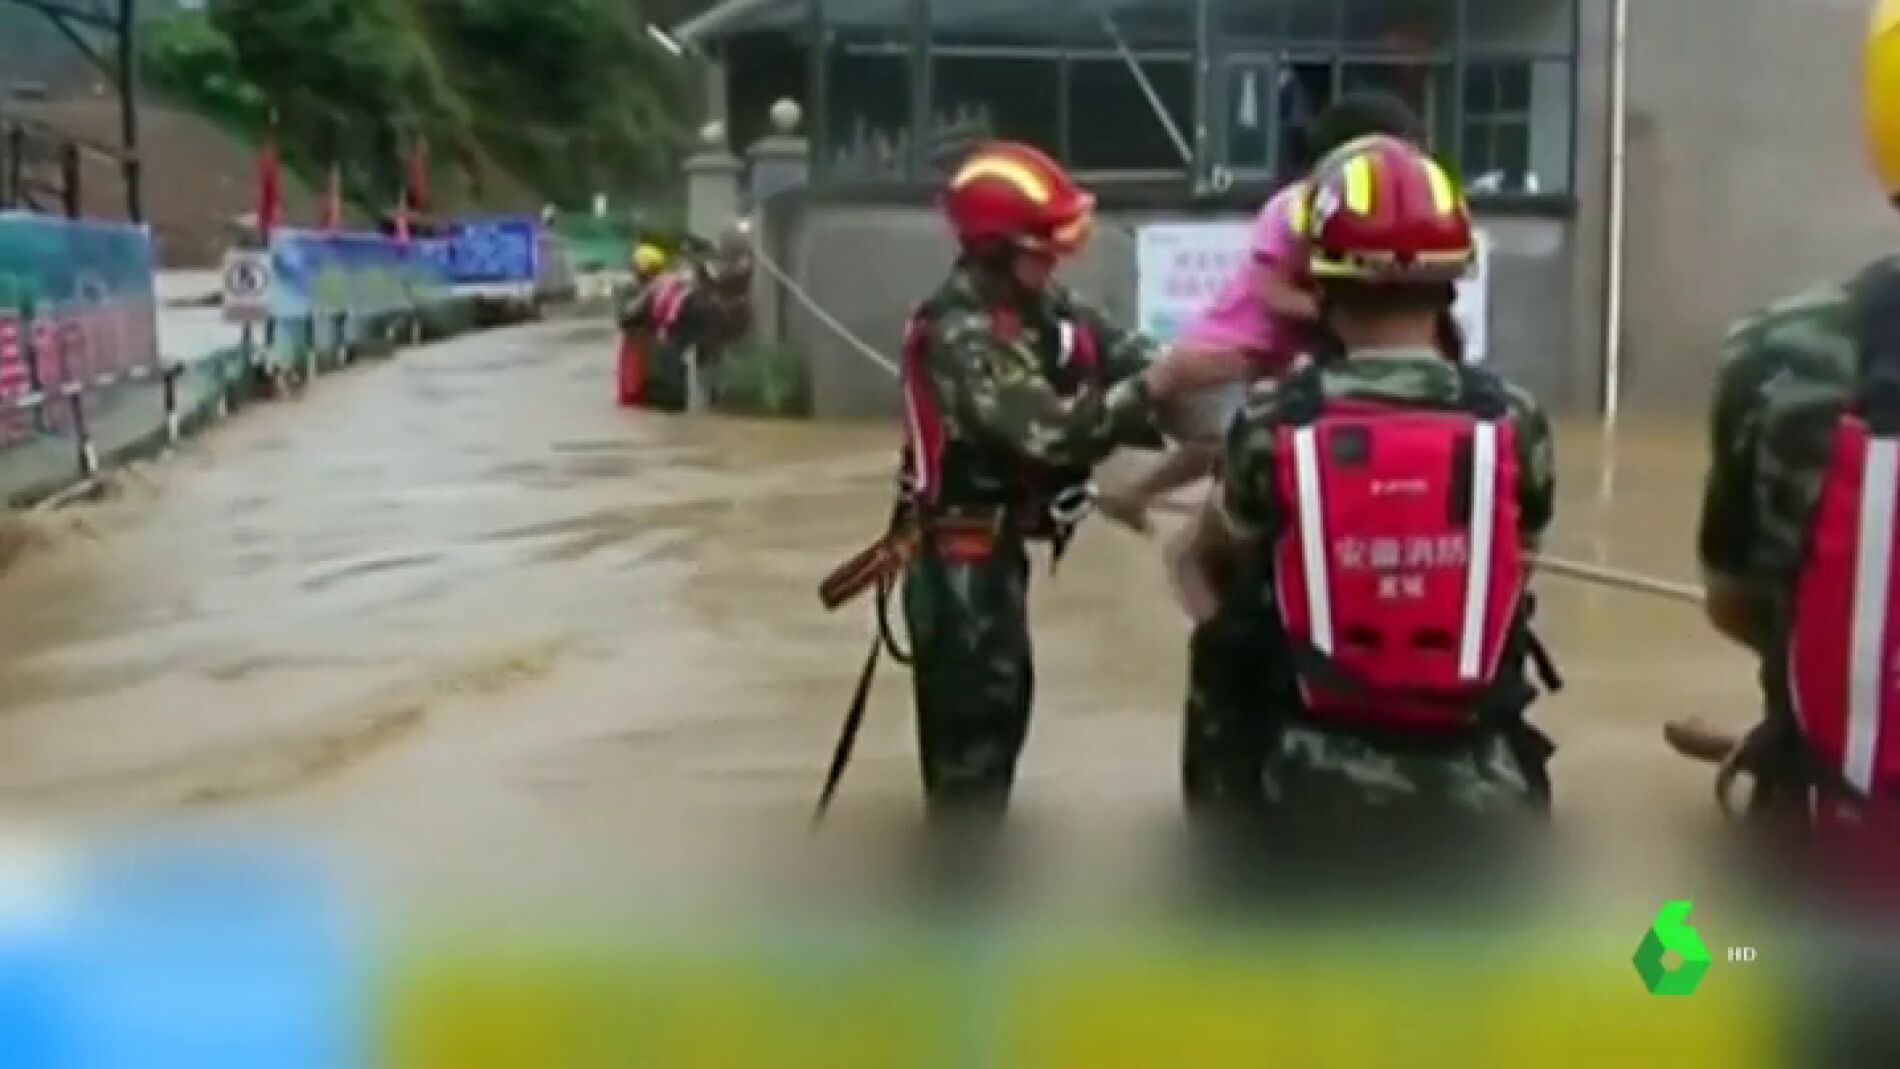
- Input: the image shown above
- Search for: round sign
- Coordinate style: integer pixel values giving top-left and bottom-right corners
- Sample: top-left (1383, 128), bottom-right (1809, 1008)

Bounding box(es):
top-left (225, 256), bottom-right (268, 298)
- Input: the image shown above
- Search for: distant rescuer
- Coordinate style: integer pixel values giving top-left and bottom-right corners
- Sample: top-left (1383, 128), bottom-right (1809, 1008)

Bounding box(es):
top-left (1166, 137), bottom-right (1561, 835)
top-left (616, 222), bottom-right (757, 412)
top-left (817, 141), bottom-right (1183, 831)
top-left (1667, 0), bottom-right (1900, 842)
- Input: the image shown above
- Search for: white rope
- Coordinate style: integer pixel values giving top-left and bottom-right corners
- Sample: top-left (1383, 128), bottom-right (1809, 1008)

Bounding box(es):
top-left (745, 219), bottom-right (899, 378)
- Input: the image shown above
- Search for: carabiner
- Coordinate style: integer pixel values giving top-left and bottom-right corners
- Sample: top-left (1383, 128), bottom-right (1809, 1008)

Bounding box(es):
top-left (1047, 482), bottom-right (1097, 528)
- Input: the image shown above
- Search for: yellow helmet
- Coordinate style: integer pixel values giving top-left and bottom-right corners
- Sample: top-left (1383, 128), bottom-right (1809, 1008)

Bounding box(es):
top-left (1868, 0), bottom-right (1900, 203)
top-left (633, 243), bottom-right (667, 274)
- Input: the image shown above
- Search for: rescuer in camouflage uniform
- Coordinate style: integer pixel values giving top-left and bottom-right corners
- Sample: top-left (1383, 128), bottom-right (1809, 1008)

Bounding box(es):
top-left (1666, 0), bottom-right (1900, 823)
top-left (1170, 138), bottom-right (1557, 830)
top-left (620, 222), bottom-right (756, 412)
top-left (896, 142), bottom-right (1173, 826)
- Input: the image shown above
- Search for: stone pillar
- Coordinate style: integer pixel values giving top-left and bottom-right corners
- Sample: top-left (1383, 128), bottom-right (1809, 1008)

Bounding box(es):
top-left (744, 101), bottom-right (811, 357)
top-left (746, 99), bottom-right (810, 207)
top-left (684, 122), bottom-right (742, 243)
top-left (703, 57), bottom-right (729, 136)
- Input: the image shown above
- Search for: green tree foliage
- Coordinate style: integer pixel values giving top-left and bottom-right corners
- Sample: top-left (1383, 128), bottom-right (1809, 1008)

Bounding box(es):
top-left (140, 0), bottom-right (696, 211)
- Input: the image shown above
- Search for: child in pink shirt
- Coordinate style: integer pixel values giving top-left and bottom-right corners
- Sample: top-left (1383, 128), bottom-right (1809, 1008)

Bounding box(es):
top-left (1097, 94), bottom-right (1425, 532)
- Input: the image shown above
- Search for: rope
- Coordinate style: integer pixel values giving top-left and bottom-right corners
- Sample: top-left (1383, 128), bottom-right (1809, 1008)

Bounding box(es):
top-left (745, 217), bottom-right (899, 378)
top-left (1531, 556), bottom-right (1704, 606)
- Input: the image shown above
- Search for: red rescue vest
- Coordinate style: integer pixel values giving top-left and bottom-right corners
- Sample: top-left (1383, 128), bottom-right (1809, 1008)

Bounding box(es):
top-left (1785, 262), bottom-right (1900, 815)
top-left (649, 274), bottom-right (691, 334)
top-left (1268, 366), bottom-right (1526, 731)
top-left (898, 303), bottom-right (1099, 508)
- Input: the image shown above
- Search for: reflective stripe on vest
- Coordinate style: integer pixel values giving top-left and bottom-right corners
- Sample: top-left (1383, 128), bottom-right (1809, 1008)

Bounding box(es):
top-left (898, 308), bottom-right (1099, 507)
top-left (1286, 418), bottom-right (1504, 682)
top-left (1790, 421), bottom-right (1900, 796)
top-left (1459, 421), bottom-right (1502, 680)
top-left (1842, 433), bottom-right (1895, 793)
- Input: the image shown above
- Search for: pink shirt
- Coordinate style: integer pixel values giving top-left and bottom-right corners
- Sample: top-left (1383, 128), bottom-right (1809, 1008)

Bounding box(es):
top-left (1175, 182), bottom-right (1312, 367)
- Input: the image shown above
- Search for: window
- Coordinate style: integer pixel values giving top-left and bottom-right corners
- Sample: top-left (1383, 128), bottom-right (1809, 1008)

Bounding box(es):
top-left (1063, 2), bottom-right (1195, 175)
top-left (1206, 0), bottom-right (1576, 195)
top-left (1460, 57), bottom-right (1570, 195)
top-left (1067, 57), bottom-right (1194, 173)
top-left (928, 7), bottom-right (1061, 178)
top-left (1461, 63), bottom-right (1530, 192)
top-left (784, 0), bottom-right (1578, 199)
top-left (823, 35), bottom-right (913, 180)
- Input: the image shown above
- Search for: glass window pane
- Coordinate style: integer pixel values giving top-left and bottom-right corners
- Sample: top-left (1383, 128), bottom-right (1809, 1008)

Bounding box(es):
top-left (1344, 0), bottom-right (1456, 53)
top-left (930, 1), bottom-right (1063, 177)
top-left (1463, 66), bottom-right (1497, 114)
top-left (1094, 0), bottom-right (1199, 49)
top-left (1284, 0), bottom-right (1342, 46)
top-left (1465, 0), bottom-right (1575, 52)
top-left (1225, 63), bottom-right (1276, 174)
top-left (1221, 0), bottom-right (1281, 46)
top-left (823, 37), bottom-right (912, 179)
top-left (1066, 57), bottom-right (1194, 172)
top-left (926, 0), bottom-right (1065, 44)
top-left (1273, 59), bottom-right (1339, 172)
top-left (1457, 58), bottom-right (1571, 194)
top-left (1496, 64), bottom-right (1532, 113)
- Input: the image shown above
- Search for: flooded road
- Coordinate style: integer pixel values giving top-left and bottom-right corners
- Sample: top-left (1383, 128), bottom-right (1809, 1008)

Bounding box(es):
top-left (0, 320), bottom-right (1755, 915)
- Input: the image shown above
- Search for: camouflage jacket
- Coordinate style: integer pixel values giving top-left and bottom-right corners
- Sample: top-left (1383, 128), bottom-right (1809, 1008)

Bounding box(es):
top-left (909, 267), bottom-right (1163, 503)
top-left (1213, 347), bottom-right (1558, 814)
top-left (1697, 272), bottom-right (1875, 605)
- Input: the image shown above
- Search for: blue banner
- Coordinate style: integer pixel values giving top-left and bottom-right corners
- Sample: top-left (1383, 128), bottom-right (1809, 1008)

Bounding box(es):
top-left (0, 213), bottom-right (161, 424)
top-left (268, 229), bottom-right (452, 321)
top-left (438, 215), bottom-right (541, 285)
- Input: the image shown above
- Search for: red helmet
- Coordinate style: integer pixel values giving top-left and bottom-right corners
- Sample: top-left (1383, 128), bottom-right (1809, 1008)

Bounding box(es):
top-left (1303, 136), bottom-right (1475, 284)
top-left (942, 141), bottom-right (1095, 256)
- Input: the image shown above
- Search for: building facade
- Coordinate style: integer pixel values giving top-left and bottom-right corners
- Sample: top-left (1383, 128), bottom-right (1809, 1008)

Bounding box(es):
top-left (683, 0), bottom-right (1896, 416)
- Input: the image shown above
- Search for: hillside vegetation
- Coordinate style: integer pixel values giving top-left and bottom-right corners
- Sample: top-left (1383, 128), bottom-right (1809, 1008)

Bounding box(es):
top-left (139, 0), bottom-right (705, 214)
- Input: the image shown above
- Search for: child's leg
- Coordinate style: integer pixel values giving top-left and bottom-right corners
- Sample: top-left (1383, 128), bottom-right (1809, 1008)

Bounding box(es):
top-left (1150, 344), bottom-right (1256, 396)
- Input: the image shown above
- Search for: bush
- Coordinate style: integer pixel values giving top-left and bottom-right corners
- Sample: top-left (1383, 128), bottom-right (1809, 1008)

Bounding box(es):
top-left (714, 339), bottom-right (810, 418)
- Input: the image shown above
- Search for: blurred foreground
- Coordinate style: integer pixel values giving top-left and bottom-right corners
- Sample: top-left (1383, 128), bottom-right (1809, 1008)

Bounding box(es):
top-left (0, 320), bottom-right (1865, 1064)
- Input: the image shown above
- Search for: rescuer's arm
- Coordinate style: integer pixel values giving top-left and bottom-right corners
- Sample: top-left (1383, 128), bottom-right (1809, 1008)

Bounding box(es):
top-left (1503, 385), bottom-right (1557, 555)
top-left (1695, 334), bottom-right (1779, 654)
top-left (1074, 306), bottom-right (1171, 451)
top-left (1144, 347), bottom-right (1258, 400)
top-left (1172, 385), bottom-right (1280, 621)
top-left (930, 309), bottom-right (1160, 469)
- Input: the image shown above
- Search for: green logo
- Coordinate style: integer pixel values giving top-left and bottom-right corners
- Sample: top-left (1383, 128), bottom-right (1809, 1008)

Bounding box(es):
top-left (1633, 899), bottom-right (1713, 995)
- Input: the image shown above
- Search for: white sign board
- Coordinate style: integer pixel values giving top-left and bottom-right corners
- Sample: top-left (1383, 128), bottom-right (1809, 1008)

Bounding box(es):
top-left (220, 249), bottom-right (271, 324)
top-left (1135, 222), bottom-right (1492, 363)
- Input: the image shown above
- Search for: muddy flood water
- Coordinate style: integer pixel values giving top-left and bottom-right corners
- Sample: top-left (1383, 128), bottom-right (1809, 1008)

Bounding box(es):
top-left (0, 320), bottom-right (1758, 922)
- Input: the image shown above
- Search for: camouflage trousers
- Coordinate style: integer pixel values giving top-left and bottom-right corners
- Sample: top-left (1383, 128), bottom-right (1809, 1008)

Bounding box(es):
top-left (902, 531), bottom-right (1034, 824)
top-left (1181, 612), bottom-right (1551, 825)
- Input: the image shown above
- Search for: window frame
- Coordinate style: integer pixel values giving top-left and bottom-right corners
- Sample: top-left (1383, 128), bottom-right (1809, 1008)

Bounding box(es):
top-left (799, 0), bottom-right (1579, 212)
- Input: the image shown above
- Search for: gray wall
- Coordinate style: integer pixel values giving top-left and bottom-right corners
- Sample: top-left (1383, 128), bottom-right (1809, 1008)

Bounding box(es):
top-left (1618, 0), bottom-right (1896, 411)
top-left (764, 196), bottom-right (1588, 420)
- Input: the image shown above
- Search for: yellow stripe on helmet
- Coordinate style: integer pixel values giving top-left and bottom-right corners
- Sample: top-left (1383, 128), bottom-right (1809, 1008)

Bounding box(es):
top-left (951, 155), bottom-right (1052, 205)
top-left (1284, 179), bottom-right (1310, 233)
top-left (1423, 157), bottom-right (1459, 215)
top-left (1342, 155), bottom-right (1374, 215)
top-left (1867, 0), bottom-right (1900, 198)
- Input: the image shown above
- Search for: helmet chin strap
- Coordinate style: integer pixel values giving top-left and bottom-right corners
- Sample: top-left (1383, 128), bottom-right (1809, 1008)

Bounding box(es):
top-left (960, 241), bottom-right (1041, 302)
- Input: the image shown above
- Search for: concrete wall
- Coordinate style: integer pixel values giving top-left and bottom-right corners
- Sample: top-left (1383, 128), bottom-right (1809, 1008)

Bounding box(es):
top-left (765, 195), bottom-right (1587, 420)
top-left (1618, 0), bottom-right (1896, 411)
